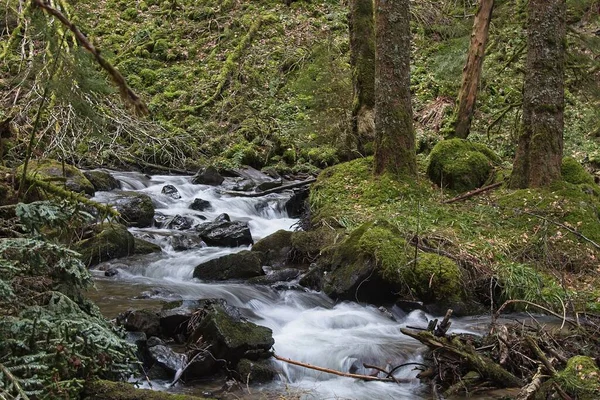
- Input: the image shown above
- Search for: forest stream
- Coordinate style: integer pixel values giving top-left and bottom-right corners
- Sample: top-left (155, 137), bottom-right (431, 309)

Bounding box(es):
top-left (86, 171), bottom-right (519, 400)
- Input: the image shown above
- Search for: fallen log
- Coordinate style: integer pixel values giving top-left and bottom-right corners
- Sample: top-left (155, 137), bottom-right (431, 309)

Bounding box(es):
top-left (221, 178), bottom-right (316, 197)
top-left (443, 182), bottom-right (502, 204)
top-left (273, 354), bottom-right (413, 383)
top-left (400, 328), bottom-right (524, 388)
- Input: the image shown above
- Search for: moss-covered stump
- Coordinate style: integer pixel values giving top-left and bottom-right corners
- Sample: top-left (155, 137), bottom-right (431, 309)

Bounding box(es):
top-left (84, 169), bottom-right (121, 191)
top-left (82, 380), bottom-right (211, 400)
top-left (111, 191), bottom-right (155, 228)
top-left (193, 250), bottom-right (264, 281)
top-left (555, 356), bottom-right (600, 400)
top-left (74, 223), bottom-right (135, 267)
top-left (17, 159), bottom-right (95, 196)
top-left (427, 139), bottom-right (500, 192)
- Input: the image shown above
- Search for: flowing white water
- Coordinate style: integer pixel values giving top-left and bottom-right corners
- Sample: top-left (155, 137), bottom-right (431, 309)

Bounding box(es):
top-left (91, 172), bottom-right (485, 399)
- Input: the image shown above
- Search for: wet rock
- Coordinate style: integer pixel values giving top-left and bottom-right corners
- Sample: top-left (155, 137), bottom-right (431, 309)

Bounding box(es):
top-left (195, 218), bottom-right (253, 247)
top-left (104, 267), bottom-right (119, 277)
top-left (17, 159), bottom-right (95, 196)
top-left (111, 191), bottom-right (155, 227)
top-left (232, 179), bottom-right (255, 191)
top-left (189, 198), bottom-right (212, 211)
top-left (188, 299), bottom-right (274, 365)
top-left (134, 238), bottom-right (162, 255)
top-left (159, 300), bottom-right (200, 338)
top-left (117, 309), bottom-right (161, 337)
top-left (147, 344), bottom-right (186, 379)
top-left (153, 213), bottom-right (194, 230)
top-left (236, 358), bottom-right (277, 383)
top-left (170, 233), bottom-right (205, 251)
top-left (74, 223), bottom-right (134, 267)
top-left (193, 250), bottom-right (264, 281)
top-left (192, 166), bottom-right (224, 186)
top-left (251, 229), bottom-right (292, 267)
top-left (214, 213), bottom-right (230, 222)
top-left (285, 186), bottom-right (310, 218)
top-left (161, 184), bottom-right (181, 199)
top-left (126, 331), bottom-right (148, 347)
top-left (81, 380), bottom-right (203, 400)
top-left (247, 268), bottom-right (300, 285)
top-left (83, 170), bottom-right (120, 192)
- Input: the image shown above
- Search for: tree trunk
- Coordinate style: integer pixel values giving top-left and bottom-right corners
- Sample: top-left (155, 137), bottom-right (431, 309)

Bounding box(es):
top-left (510, 0), bottom-right (565, 188)
top-left (451, 0), bottom-right (494, 139)
top-left (374, 0), bottom-right (416, 176)
top-left (349, 0), bottom-right (376, 155)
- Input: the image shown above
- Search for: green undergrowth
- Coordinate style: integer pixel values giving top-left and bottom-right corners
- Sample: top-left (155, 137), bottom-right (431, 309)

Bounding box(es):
top-left (311, 157), bottom-right (600, 311)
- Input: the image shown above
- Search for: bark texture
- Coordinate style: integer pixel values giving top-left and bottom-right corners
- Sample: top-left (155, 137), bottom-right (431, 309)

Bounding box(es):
top-left (374, 0), bottom-right (416, 176)
top-left (510, 0), bottom-right (565, 188)
top-left (452, 0), bottom-right (494, 139)
top-left (349, 0), bottom-right (376, 154)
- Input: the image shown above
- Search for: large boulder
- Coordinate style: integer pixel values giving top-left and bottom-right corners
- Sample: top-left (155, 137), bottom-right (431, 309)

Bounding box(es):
top-left (193, 250), bottom-right (264, 281)
top-left (133, 238), bottom-right (162, 255)
top-left (251, 229), bottom-right (292, 267)
top-left (192, 166), bottom-right (224, 186)
top-left (111, 191), bottom-right (155, 227)
top-left (188, 299), bottom-right (274, 365)
top-left (83, 170), bottom-right (120, 192)
top-left (18, 159), bottom-right (95, 196)
top-left (74, 223), bottom-right (135, 267)
top-left (147, 343), bottom-right (186, 379)
top-left (195, 217), bottom-right (253, 247)
top-left (189, 198), bottom-right (212, 211)
top-left (236, 358), bottom-right (277, 383)
top-left (427, 139), bottom-right (500, 192)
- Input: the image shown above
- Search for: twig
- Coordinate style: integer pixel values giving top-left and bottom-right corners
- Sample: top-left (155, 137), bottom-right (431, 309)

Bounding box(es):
top-left (273, 354), bottom-right (410, 383)
top-left (434, 309), bottom-right (453, 337)
top-left (443, 182), bottom-right (502, 204)
top-left (494, 300), bottom-right (578, 328)
top-left (362, 364), bottom-right (399, 383)
top-left (516, 365), bottom-right (545, 400)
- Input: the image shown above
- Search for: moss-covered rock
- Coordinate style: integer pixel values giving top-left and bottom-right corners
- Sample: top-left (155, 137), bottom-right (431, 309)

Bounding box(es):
top-left (193, 250), bottom-right (264, 281)
top-left (17, 159), bottom-right (95, 196)
top-left (111, 191), bottom-right (155, 228)
top-left (82, 380), bottom-right (210, 400)
top-left (555, 356), bottom-right (600, 400)
top-left (561, 157), bottom-right (595, 185)
top-left (74, 223), bottom-right (135, 267)
top-left (134, 238), bottom-right (162, 255)
top-left (83, 170), bottom-right (121, 192)
top-left (251, 229), bottom-right (292, 267)
top-left (323, 221), bottom-right (409, 303)
top-left (409, 253), bottom-right (463, 303)
top-left (189, 299), bottom-right (274, 365)
top-left (236, 358), bottom-right (276, 383)
top-left (427, 139), bottom-right (500, 192)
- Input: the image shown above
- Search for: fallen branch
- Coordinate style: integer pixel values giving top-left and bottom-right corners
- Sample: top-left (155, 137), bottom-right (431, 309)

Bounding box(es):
top-left (443, 182), bottom-right (502, 204)
top-left (400, 328), bottom-right (523, 388)
top-left (494, 300), bottom-right (578, 328)
top-left (221, 178), bottom-right (316, 197)
top-left (516, 365), bottom-right (545, 400)
top-left (273, 354), bottom-right (412, 383)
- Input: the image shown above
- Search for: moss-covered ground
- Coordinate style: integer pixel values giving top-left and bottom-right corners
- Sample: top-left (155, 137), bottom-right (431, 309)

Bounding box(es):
top-left (310, 156), bottom-right (600, 312)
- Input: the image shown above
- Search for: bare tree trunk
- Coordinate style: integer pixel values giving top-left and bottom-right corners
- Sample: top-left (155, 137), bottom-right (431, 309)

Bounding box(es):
top-left (451, 0), bottom-right (494, 139)
top-left (349, 0), bottom-right (375, 155)
top-left (374, 0), bottom-right (416, 176)
top-left (510, 0), bottom-right (565, 188)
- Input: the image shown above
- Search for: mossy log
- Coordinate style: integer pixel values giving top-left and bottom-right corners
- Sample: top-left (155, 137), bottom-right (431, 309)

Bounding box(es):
top-left (400, 328), bottom-right (523, 388)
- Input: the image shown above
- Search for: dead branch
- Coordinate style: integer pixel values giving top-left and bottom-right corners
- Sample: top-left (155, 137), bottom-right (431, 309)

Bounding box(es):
top-left (516, 365), bottom-right (545, 400)
top-left (273, 354), bottom-right (412, 383)
top-left (443, 182), bottom-right (502, 204)
top-left (494, 300), bottom-right (578, 328)
top-left (32, 0), bottom-right (148, 116)
top-left (434, 309), bottom-right (453, 337)
top-left (400, 328), bottom-right (524, 388)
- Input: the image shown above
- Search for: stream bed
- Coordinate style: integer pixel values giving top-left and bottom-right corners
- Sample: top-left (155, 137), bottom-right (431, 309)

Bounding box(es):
top-left (86, 172), bottom-right (509, 400)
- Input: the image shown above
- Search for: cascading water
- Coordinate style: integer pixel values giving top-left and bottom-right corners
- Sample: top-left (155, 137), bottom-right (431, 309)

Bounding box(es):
top-left (89, 172), bottom-right (484, 400)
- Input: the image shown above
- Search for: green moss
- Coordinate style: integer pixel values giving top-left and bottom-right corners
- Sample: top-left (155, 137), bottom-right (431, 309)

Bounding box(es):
top-left (17, 159), bottom-right (95, 196)
top-left (133, 238), bottom-right (162, 255)
top-left (561, 157), bottom-right (595, 185)
top-left (556, 356), bottom-right (600, 400)
top-left (74, 223), bottom-right (135, 267)
top-left (82, 380), bottom-right (211, 400)
top-left (427, 139), bottom-right (500, 192)
top-left (410, 253), bottom-right (463, 302)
